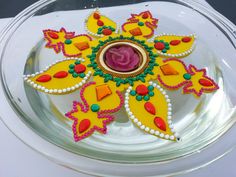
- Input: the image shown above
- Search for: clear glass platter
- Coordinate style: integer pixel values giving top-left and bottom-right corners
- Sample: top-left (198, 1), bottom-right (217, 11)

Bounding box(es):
top-left (0, 0), bottom-right (236, 176)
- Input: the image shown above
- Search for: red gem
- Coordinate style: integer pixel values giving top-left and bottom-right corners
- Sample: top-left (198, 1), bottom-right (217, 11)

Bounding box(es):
top-left (154, 42), bottom-right (165, 50)
top-left (53, 71), bottom-right (68, 78)
top-left (182, 37), bottom-right (192, 43)
top-left (79, 119), bottom-right (91, 133)
top-left (74, 64), bottom-right (86, 74)
top-left (97, 20), bottom-right (104, 26)
top-left (48, 32), bottom-right (59, 39)
top-left (154, 117), bottom-right (166, 131)
top-left (102, 28), bottom-right (112, 36)
top-left (170, 40), bottom-right (180, 46)
top-left (93, 12), bottom-right (100, 19)
top-left (144, 102), bottom-right (156, 115)
top-left (36, 74), bottom-right (51, 82)
top-left (136, 84), bottom-right (149, 96)
top-left (142, 12), bottom-right (149, 19)
top-left (199, 78), bottom-right (213, 87)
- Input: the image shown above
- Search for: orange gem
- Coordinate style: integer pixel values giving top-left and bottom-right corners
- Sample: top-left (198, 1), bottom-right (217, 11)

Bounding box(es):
top-left (96, 84), bottom-right (112, 101)
top-left (129, 27), bottom-right (142, 36)
top-left (74, 41), bottom-right (90, 51)
top-left (160, 64), bottom-right (179, 75)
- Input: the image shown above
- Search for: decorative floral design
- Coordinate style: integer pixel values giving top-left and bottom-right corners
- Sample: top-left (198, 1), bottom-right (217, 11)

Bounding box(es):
top-left (24, 9), bottom-right (219, 141)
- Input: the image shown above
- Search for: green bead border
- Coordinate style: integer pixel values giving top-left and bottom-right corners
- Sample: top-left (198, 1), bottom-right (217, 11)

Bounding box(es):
top-left (87, 35), bottom-right (159, 87)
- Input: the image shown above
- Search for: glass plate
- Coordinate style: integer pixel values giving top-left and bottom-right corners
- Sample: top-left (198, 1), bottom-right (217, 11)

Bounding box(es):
top-left (0, 0), bottom-right (236, 176)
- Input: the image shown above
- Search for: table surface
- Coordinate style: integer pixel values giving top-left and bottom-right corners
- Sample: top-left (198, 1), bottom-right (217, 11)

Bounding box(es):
top-left (0, 1), bottom-right (236, 177)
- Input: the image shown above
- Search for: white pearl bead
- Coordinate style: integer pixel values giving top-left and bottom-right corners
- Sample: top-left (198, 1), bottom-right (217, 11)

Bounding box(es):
top-left (140, 125), bottom-right (145, 129)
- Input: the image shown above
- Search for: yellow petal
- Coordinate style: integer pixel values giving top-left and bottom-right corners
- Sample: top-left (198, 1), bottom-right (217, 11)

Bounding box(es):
top-left (125, 82), bottom-right (178, 141)
top-left (23, 58), bottom-right (92, 95)
top-left (43, 28), bottom-right (92, 57)
top-left (153, 34), bottom-right (196, 58)
top-left (122, 11), bottom-right (158, 39)
top-left (85, 10), bottom-right (117, 38)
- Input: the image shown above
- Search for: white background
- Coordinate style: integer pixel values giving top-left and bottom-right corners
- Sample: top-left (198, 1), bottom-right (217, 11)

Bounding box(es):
top-left (0, 1), bottom-right (236, 176)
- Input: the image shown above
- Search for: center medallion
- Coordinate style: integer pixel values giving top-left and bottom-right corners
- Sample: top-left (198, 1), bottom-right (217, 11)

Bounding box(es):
top-left (97, 41), bottom-right (149, 78)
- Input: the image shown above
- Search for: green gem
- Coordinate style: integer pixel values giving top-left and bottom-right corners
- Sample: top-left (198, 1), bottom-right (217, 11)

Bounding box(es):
top-left (91, 104), bottom-right (100, 112)
top-left (64, 39), bottom-right (72, 44)
top-left (154, 40), bottom-right (158, 43)
top-left (138, 22), bottom-right (144, 26)
top-left (164, 42), bottom-right (169, 46)
top-left (68, 69), bottom-right (74, 74)
top-left (162, 49), bottom-right (167, 53)
top-left (148, 85), bottom-right (154, 91)
top-left (79, 73), bottom-right (85, 78)
top-left (75, 60), bottom-right (80, 65)
top-left (69, 64), bottom-right (75, 69)
top-left (136, 95), bottom-right (142, 101)
top-left (183, 73), bottom-right (191, 80)
top-left (130, 90), bottom-right (136, 96)
top-left (97, 31), bottom-right (102, 34)
top-left (165, 46), bottom-right (170, 50)
top-left (143, 95), bottom-right (150, 101)
top-left (148, 91), bottom-right (154, 97)
top-left (72, 73), bottom-right (79, 78)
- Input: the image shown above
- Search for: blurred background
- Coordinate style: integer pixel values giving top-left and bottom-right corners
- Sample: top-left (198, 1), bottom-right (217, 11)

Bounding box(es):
top-left (0, 0), bottom-right (235, 24)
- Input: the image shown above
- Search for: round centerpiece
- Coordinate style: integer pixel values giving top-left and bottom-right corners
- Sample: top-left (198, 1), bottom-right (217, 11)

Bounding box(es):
top-left (97, 41), bottom-right (149, 78)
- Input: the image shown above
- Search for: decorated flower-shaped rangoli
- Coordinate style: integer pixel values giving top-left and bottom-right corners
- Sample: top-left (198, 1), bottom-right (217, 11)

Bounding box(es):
top-left (23, 10), bottom-right (219, 142)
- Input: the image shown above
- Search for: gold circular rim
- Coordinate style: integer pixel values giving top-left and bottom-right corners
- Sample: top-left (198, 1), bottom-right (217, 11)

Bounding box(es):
top-left (96, 40), bottom-right (150, 78)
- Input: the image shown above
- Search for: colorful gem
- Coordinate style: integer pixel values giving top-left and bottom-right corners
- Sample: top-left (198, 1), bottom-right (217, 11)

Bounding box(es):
top-left (183, 73), bottom-right (191, 80)
top-left (170, 40), bottom-right (180, 46)
top-left (91, 104), bottom-right (100, 112)
top-left (143, 95), bottom-right (150, 101)
top-left (130, 90), bottom-right (136, 96)
top-left (154, 42), bottom-right (165, 50)
top-left (160, 64), bottom-right (179, 75)
top-left (93, 12), bottom-right (100, 19)
top-left (148, 85), bottom-right (154, 91)
top-left (74, 64), bottom-right (86, 74)
top-left (148, 91), bottom-right (154, 96)
top-left (48, 32), bottom-right (59, 39)
top-left (74, 41), bottom-right (90, 51)
top-left (129, 27), bottom-right (142, 36)
top-left (79, 73), bottom-right (86, 78)
top-left (136, 84), bottom-right (149, 96)
top-left (36, 74), bottom-right (51, 82)
top-left (136, 95), bottom-right (142, 101)
top-left (144, 102), bottom-right (156, 115)
top-left (138, 22), bottom-right (144, 26)
top-left (154, 117), bottom-right (166, 131)
top-left (182, 37), bottom-right (191, 43)
top-left (97, 20), bottom-right (104, 26)
top-left (142, 12), bottom-right (149, 19)
top-left (96, 84), bottom-right (112, 101)
top-left (102, 28), bottom-right (112, 35)
top-left (64, 39), bottom-right (72, 44)
top-left (199, 79), bottom-right (214, 87)
top-left (53, 71), bottom-right (68, 78)
top-left (79, 119), bottom-right (91, 133)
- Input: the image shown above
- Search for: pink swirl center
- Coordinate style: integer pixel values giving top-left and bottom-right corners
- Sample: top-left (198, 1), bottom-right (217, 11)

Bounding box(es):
top-left (104, 45), bottom-right (140, 72)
